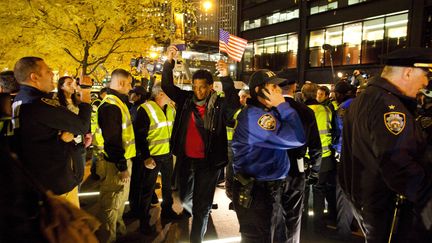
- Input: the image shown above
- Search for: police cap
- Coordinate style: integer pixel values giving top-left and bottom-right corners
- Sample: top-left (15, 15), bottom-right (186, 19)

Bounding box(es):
top-left (248, 69), bottom-right (288, 91)
top-left (277, 70), bottom-right (297, 86)
top-left (381, 47), bottom-right (432, 68)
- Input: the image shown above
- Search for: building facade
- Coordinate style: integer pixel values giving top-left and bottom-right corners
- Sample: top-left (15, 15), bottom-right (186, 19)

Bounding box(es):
top-left (239, 0), bottom-right (432, 84)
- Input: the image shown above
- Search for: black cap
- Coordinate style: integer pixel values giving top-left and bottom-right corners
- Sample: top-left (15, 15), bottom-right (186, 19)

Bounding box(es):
top-left (130, 86), bottom-right (147, 96)
top-left (248, 69), bottom-right (288, 91)
top-left (277, 70), bottom-right (297, 86)
top-left (381, 47), bottom-right (432, 68)
top-left (334, 81), bottom-right (352, 94)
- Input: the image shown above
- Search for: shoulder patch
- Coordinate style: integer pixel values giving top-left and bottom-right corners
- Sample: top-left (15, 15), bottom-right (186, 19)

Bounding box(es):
top-left (41, 97), bottom-right (60, 107)
top-left (258, 113), bottom-right (276, 130)
top-left (384, 112), bottom-right (406, 135)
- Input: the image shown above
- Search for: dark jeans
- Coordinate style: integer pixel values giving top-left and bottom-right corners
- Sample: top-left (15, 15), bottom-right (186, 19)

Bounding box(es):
top-left (304, 158), bottom-right (337, 229)
top-left (275, 173), bottom-right (305, 243)
top-left (233, 179), bottom-right (284, 243)
top-left (129, 155), bottom-right (174, 227)
top-left (178, 157), bottom-right (221, 243)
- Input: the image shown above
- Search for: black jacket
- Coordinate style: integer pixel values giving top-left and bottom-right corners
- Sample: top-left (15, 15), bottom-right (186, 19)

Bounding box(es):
top-left (13, 85), bottom-right (91, 195)
top-left (339, 77), bottom-right (432, 238)
top-left (161, 60), bottom-right (240, 168)
top-left (285, 97), bottom-right (322, 176)
top-left (97, 88), bottom-right (131, 172)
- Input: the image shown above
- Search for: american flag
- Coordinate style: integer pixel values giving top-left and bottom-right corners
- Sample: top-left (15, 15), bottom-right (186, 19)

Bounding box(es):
top-left (219, 29), bottom-right (248, 62)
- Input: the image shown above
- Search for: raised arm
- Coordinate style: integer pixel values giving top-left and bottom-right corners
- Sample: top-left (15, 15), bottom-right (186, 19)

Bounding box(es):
top-left (161, 46), bottom-right (189, 106)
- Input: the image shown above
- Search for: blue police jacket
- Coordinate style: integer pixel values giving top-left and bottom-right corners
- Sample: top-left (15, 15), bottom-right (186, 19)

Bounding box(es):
top-left (334, 97), bottom-right (354, 153)
top-left (232, 100), bottom-right (305, 181)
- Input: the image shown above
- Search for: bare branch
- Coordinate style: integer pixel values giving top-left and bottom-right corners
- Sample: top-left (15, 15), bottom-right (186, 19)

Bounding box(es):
top-left (63, 48), bottom-right (81, 63)
top-left (75, 24), bottom-right (82, 39)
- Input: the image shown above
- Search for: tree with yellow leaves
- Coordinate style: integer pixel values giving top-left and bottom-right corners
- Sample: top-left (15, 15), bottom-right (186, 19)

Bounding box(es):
top-left (0, 0), bottom-right (195, 76)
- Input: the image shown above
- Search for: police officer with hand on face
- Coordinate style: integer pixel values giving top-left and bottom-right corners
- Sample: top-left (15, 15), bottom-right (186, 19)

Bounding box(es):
top-left (232, 70), bottom-right (305, 242)
top-left (339, 47), bottom-right (432, 243)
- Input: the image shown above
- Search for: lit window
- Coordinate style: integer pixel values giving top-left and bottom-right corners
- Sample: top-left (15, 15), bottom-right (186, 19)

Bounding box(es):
top-left (348, 0), bottom-right (368, 5)
top-left (325, 26), bottom-right (343, 46)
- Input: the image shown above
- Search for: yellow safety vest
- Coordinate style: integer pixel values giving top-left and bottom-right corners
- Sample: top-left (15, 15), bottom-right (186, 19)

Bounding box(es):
top-left (226, 108), bottom-right (242, 141)
top-left (308, 104), bottom-right (333, 158)
top-left (94, 94), bottom-right (136, 159)
top-left (332, 100), bottom-right (339, 111)
top-left (90, 99), bottom-right (101, 134)
top-left (0, 117), bottom-right (13, 136)
top-left (140, 100), bottom-right (176, 156)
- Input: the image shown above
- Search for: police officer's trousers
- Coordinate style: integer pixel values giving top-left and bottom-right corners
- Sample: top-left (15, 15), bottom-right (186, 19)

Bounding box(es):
top-left (233, 179), bottom-right (285, 243)
top-left (97, 158), bottom-right (132, 243)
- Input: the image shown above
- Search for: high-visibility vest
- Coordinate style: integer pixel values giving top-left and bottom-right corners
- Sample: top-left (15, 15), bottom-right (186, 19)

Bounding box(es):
top-left (94, 94), bottom-right (136, 159)
top-left (308, 104), bottom-right (333, 158)
top-left (226, 108), bottom-right (242, 141)
top-left (332, 100), bottom-right (339, 111)
top-left (0, 117), bottom-right (13, 136)
top-left (90, 99), bottom-right (101, 134)
top-left (140, 100), bottom-right (175, 156)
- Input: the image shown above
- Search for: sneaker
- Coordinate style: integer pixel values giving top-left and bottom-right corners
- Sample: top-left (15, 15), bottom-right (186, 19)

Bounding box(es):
top-left (161, 208), bottom-right (182, 220)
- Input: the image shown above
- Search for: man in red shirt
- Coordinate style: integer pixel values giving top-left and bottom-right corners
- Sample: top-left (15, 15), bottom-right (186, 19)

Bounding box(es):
top-left (161, 46), bottom-right (240, 243)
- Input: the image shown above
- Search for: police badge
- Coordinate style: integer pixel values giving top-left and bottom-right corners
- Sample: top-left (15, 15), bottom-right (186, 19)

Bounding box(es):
top-left (384, 112), bottom-right (406, 135)
top-left (258, 113), bottom-right (276, 130)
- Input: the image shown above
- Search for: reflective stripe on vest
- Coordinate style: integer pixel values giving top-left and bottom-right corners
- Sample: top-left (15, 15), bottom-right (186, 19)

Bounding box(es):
top-left (94, 94), bottom-right (136, 159)
top-left (140, 100), bottom-right (175, 156)
top-left (90, 99), bottom-right (102, 134)
top-left (226, 108), bottom-right (242, 141)
top-left (308, 104), bottom-right (333, 158)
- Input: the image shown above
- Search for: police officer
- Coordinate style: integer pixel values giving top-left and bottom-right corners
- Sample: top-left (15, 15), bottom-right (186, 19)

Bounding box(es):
top-left (94, 69), bottom-right (135, 243)
top-left (12, 56), bottom-right (92, 207)
top-left (232, 70), bottom-right (305, 242)
top-left (276, 76), bottom-right (322, 243)
top-left (339, 47), bottom-right (432, 242)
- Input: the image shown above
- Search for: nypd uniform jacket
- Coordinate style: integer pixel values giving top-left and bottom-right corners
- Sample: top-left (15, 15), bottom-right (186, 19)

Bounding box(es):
top-left (13, 85), bottom-right (91, 195)
top-left (339, 77), bottom-right (432, 239)
top-left (232, 99), bottom-right (305, 181)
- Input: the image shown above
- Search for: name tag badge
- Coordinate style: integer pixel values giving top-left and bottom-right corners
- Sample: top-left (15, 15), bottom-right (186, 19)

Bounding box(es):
top-left (297, 158), bottom-right (304, 173)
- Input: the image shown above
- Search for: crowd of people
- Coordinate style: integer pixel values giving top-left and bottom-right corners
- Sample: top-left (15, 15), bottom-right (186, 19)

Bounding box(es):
top-left (1, 46), bottom-right (432, 243)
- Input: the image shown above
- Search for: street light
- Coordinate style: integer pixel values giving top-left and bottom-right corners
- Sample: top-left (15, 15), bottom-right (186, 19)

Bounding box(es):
top-left (203, 1), bottom-right (212, 12)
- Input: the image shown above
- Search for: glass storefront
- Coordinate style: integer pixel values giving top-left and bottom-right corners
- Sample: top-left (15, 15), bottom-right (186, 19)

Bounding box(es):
top-left (243, 33), bottom-right (298, 72)
top-left (308, 11), bottom-right (408, 67)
